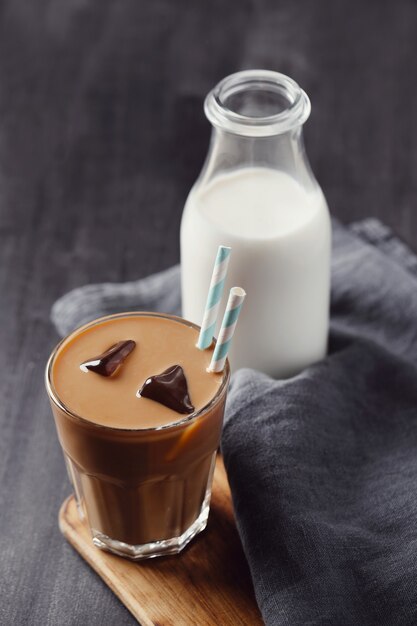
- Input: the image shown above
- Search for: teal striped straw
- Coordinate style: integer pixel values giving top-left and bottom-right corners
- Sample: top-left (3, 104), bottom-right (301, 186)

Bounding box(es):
top-left (208, 287), bottom-right (246, 372)
top-left (197, 246), bottom-right (231, 350)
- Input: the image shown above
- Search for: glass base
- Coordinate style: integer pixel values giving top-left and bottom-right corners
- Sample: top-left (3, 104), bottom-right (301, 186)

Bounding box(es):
top-left (91, 500), bottom-right (210, 560)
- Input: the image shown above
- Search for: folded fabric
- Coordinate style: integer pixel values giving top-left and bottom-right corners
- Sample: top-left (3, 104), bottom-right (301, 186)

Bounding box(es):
top-left (52, 219), bottom-right (417, 626)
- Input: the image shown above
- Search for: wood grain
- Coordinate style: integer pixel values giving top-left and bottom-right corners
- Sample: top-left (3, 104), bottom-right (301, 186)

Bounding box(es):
top-left (59, 456), bottom-right (263, 626)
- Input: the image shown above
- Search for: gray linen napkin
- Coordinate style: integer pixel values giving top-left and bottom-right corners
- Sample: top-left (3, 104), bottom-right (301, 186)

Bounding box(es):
top-left (52, 219), bottom-right (417, 626)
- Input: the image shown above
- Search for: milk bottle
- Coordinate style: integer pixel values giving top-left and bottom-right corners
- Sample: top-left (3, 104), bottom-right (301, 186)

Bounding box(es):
top-left (181, 71), bottom-right (331, 378)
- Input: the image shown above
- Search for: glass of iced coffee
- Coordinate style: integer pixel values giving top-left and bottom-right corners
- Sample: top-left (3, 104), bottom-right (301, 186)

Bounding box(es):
top-left (45, 312), bottom-right (230, 560)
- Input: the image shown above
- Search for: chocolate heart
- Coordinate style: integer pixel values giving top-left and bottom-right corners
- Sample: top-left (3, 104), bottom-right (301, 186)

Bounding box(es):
top-left (80, 340), bottom-right (136, 377)
top-left (138, 365), bottom-right (195, 414)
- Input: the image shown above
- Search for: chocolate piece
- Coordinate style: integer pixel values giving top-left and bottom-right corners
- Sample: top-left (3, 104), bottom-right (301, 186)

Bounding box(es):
top-left (80, 340), bottom-right (136, 377)
top-left (138, 365), bottom-right (195, 414)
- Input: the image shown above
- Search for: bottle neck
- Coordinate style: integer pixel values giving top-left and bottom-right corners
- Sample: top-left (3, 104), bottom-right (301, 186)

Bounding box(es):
top-left (198, 70), bottom-right (318, 192)
top-left (199, 126), bottom-right (317, 191)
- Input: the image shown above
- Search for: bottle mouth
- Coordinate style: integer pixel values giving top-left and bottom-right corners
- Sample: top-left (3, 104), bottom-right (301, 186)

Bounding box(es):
top-left (204, 69), bottom-right (311, 137)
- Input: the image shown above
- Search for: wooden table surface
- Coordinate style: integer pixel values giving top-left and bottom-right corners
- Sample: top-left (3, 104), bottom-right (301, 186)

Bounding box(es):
top-left (1, 2), bottom-right (417, 624)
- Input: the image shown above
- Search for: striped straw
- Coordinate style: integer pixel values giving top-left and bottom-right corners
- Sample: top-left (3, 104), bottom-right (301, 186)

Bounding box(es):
top-left (197, 245), bottom-right (232, 350)
top-left (208, 286), bottom-right (246, 373)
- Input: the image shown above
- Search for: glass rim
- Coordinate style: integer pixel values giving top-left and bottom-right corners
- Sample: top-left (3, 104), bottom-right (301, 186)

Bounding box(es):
top-left (45, 311), bottom-right (230, 433)
top-left (204, 69), bottom-right (311, 137)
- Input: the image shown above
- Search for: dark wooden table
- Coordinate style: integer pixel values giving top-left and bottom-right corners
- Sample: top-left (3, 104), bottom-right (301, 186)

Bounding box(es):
top-left (1, 2), bottom-right (416, 624)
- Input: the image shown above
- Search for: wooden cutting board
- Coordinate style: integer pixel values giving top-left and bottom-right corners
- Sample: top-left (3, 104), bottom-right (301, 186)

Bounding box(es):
top-left (59, 456), bottom-right (263, 626)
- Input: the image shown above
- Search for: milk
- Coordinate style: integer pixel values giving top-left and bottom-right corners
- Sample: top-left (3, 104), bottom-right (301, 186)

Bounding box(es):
top-left (180, 167), bottom-right (331, 377)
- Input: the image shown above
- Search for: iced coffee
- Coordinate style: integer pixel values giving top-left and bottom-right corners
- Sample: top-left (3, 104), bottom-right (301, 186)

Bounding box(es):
top-left (45, 312), bottom-right (229, 559)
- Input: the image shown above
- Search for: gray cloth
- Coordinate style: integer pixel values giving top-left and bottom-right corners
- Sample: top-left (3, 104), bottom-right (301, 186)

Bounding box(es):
top-left (52, 219), bottom-right (417, 626)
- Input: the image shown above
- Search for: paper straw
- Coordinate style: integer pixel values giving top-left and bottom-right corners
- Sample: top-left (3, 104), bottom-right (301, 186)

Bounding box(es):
top-left (208, 286), bottom-right (246, 372)
top-left (197, 245), bottom-right (232, 350)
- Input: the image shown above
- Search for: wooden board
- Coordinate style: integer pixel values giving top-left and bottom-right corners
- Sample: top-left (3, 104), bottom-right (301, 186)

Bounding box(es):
top-left (59, 456), bottom-right (263, 626)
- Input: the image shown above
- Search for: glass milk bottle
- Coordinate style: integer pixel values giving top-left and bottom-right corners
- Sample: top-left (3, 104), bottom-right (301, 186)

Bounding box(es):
top-left (181, 70), bottom-right (331, 378)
